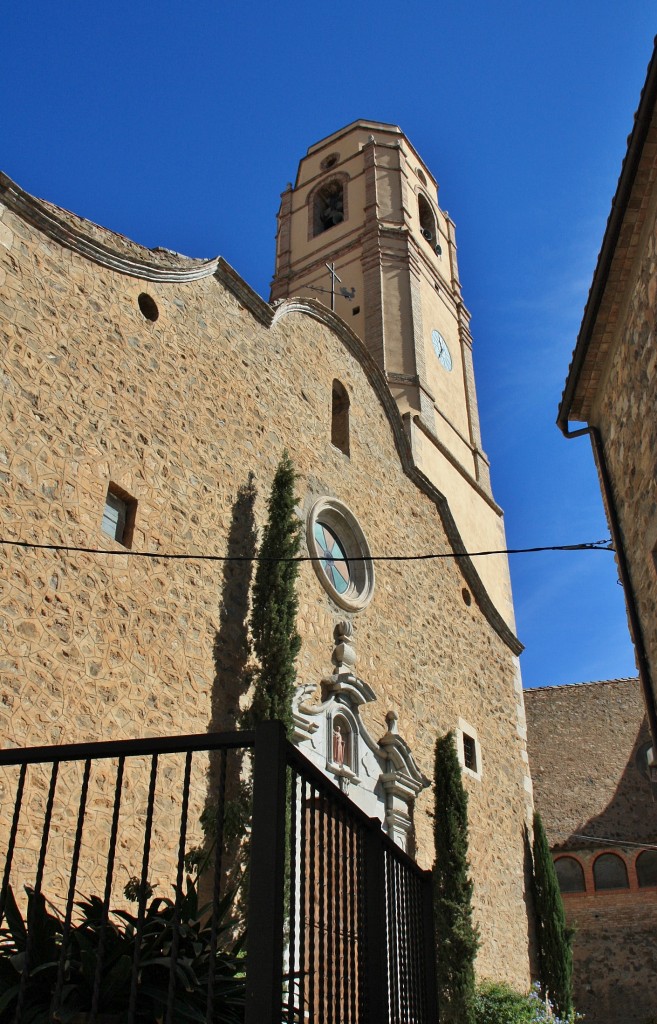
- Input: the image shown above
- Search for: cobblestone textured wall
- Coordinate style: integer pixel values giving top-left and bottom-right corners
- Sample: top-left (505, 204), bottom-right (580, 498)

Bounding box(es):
top-left (0, 191), bottom-right (534, 986)
top-left (526, 680), bottom-right (657, 1024)
top-left (594, 195), bottom-right (657, 717)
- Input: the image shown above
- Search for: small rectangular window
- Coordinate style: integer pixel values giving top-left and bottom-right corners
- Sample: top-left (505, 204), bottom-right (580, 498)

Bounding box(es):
top-left (101, 485), bottom-right (136, 547)
top-left (463, 733), bottom-right (477, 773)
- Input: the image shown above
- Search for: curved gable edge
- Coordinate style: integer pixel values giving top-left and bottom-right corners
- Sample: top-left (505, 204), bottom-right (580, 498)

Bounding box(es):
top-left (271, 298), bottom-right (523, 656)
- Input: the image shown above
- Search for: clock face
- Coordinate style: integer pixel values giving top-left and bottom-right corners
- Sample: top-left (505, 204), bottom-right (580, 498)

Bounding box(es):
top-left (431, 329), bottom-right (452, 371)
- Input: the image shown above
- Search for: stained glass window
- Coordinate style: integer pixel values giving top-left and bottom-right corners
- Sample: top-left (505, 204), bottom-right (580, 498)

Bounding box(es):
top-left (314, 522), bottom-right (350, 595)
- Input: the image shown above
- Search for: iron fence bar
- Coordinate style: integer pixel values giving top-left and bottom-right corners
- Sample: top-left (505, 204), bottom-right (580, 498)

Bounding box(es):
top-left (245, 720), bottom-right (288, 1024)
top-left (421, 869), bottom-right (439, 1024)
top-left (0, 729), bottom-right (255, 767)
top-left (327, 789), bottom-right (334, 1024)
top-left (339, 801), bottom-right (347, 1024)
top-left (206, 745), bottom-right (228, 1023)
top-left (286, 764), bottom-right (298, 1024)
top-left (308, 781), bottom-right (317, 1024)
top-left (349, 818), bottom-right (357, 1024)
top-left (127, 752), bottom-right (159, 1024)
top-left (356, 828), bottom-right (366, 1024)
top-left (323, 774), bottom-right (329, 1024)
top-left (13, 760), bottom-right (59, 1024)
top-left (286, 744), bottom-right (424, 878)
top-left (386, 851), bottom-right (397, 1024)
top-left (399, 856), bottom-right (407, 1021)
top-left (413, 872), bottom-right (425, 1021)
top-left (165, 749), bottom-right (193, 1024)
top-left (320, 783), bottom-right (327, 1024)
top-left (0, 761), bottom-right (26, 928)
top-left (90, 755), bottom-right (125, 1022)
top-left (298, 774), bottom-right (308, 1023)
top-left (407, 870), bottom-right (419, 1021)
top-left (52, 757), bottom-right (92, 1018)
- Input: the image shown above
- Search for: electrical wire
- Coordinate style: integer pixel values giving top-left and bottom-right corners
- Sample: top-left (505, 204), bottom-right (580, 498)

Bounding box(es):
top-left (0, 537), bottom-right (614, 562)
top-left (568, 833), bottom-right (657, 851)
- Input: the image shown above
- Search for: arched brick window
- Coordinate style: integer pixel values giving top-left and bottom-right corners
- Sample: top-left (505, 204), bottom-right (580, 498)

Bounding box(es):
top-left (331, 380), bottom-right (350, 456)
top-left (636, 850), bottom-right (657, 887)
top-left (554, 855), bottom-right (585, 894)
top-left (593, 852), bottom-right (629, 891)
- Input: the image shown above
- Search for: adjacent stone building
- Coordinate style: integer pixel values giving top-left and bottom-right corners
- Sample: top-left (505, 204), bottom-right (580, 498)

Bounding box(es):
top-left (0, 122), bottom-right (535, 985)
top-left (559, 40), bottom-right (657, 750)
top-left (526, 678), bottom-right (657, 1024)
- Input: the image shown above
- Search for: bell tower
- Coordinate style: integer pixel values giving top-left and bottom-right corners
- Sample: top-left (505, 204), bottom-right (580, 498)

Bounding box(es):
top-left (271, 121), bottom-right (515, 628)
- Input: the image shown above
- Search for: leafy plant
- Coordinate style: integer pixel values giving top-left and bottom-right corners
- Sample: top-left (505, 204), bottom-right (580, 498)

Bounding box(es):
top-left (244, 451), bottom-right (301, 738)
top-left (433, 731), bottom-right (479, 1024)
top-left (475, 981), bottom-right (581, 1024)
top-left (532, 813), bottom-right (574, 1019)
top-left (0, 875), bottom-right (245, 1023)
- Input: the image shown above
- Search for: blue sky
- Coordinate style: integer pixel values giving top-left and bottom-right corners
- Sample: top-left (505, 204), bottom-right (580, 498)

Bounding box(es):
top-left (2, 2), bottom-right (654, 687)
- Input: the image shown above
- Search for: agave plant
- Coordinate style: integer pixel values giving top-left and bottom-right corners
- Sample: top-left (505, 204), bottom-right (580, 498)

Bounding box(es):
top-left (0, 876), bottom-right (245, 1023)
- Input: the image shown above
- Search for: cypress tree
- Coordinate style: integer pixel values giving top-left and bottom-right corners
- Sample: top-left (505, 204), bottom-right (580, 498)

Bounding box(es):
top-left (246, 451), bottom-right (301, 737)
top-left (433, 731), bottom-right (479, 1024)
top-left (532, 812), bottom-right (573, 1019)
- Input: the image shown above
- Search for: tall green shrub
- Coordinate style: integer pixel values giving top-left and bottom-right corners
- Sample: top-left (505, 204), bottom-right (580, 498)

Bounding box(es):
top-left (245, 451), bottom-right (301, 737)
top-left (532, 812), bottom-right (573, 1019)
top-left (433, 731), bottom-right (479, 1024)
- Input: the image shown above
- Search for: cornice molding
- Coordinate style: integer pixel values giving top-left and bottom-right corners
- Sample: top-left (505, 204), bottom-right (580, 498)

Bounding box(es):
top-left (0, 172), bottom-right (219, 283)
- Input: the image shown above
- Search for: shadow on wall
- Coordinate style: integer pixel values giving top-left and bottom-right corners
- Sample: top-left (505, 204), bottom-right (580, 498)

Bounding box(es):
top-left (195, 473), bottom-right (258, 899)
top-left (567, 716), bottom-right (655, 848)
top-left (523, 824), bottom-right (541, 980)
top-left (210, 471), bottom-right (258, 732)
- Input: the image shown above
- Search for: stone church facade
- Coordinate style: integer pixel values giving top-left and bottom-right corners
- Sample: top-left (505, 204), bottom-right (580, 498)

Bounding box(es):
top-left (0, 122), bottom-right (534, 986)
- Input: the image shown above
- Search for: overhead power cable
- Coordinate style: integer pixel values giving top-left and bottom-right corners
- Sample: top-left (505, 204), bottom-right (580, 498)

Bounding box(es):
top-left (0, 538), bottom-right (614, 562)
top-left (568, 833), bottom-right (657, 851)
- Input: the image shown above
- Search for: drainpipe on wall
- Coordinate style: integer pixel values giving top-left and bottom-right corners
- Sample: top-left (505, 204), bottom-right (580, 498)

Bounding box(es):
top-left (557, 419), bottom-right (657, 769)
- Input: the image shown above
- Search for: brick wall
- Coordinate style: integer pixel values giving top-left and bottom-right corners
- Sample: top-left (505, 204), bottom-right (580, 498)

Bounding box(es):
top-left (526, 680), bottom-right (657, 1023)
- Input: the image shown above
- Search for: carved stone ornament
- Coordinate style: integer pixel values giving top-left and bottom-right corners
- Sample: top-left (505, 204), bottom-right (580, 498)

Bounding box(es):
top-left (292, 620), bottom-right (429, 850)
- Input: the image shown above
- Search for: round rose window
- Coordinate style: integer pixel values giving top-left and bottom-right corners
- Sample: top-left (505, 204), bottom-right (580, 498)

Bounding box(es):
top-left (307, 498), bottom-right (375, 612)
top-left (314, 521), bottom-right (350, 595)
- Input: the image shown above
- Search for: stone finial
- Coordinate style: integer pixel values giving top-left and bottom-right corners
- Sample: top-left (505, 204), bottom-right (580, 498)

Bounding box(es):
top-left (334, 619), bottom-right (353, 643)
top-left (386, 710), bottom-right (399, 734)
top-left (332, 619), bottom-right (356, 672)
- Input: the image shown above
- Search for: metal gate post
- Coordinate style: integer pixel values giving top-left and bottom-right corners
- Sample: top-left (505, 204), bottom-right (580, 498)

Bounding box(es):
top-left (363, 816), bottom-right (389, 1024)
top-left (421, 869), bottom-right (440, 1022)
top-left (245, 720), bottom-right (288, 1024)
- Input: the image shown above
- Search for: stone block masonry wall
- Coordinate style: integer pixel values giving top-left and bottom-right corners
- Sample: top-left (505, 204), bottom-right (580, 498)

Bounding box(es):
top-left (562, 885), bottom-right (657, 1024)
top-left (0, 191), bottom-right (533, 987)
top-left (526, 680), bottom-right (657, 1024)
top-left (595, 195), bottom-right (657, 719)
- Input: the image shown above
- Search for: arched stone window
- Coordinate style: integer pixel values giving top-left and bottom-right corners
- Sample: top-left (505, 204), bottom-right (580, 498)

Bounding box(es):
top-left (331, 380), bottom-right (350, 456)
top-left (554, 856), bottom-right (586, 894)
top-left (314, 179), bottom-right (345, 235)
top-left (418, 193), bottom-right (437, 243)
top-left (636, 849), bottom-right (657, 887)
top-left (331, 714), bottom-right (353, 770)
top-left (593, 852), bottom-right (629, 891)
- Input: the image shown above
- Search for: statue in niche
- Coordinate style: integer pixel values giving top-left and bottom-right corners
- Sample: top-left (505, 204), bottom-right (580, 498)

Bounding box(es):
top-left (332, 720), bottom-right (350, 767)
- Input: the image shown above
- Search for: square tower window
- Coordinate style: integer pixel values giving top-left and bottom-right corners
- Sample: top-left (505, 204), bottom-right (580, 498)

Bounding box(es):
top-left (456, 718), bottom-right (482, 781)
top-left (463, 733), bottom-right (477, 772)
top-left (101, 485), bottom-right (137, 548)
